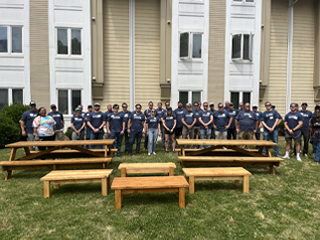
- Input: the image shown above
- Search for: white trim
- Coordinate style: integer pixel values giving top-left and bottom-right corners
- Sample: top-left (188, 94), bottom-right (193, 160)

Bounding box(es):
top-left (203, 0), bottom-right (209, 103)
top-left (129, 0), bottom-right (135, 111)
top-left (286, 0), bottom-right (293, 113)
top-left (224, 0), bottom-right (231, 102)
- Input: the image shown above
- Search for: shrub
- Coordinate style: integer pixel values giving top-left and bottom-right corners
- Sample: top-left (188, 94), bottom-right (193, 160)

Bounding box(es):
top-left (278, 120), bottom-right (285, 136)
top-left (0, 103), bottom-right (30, 126)
top-left (65, 127), bottom-right (73, 140)
top-left (0, 114), bottom-right (21, 148)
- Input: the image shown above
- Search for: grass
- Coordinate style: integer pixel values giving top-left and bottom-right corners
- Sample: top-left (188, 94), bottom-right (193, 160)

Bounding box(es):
top-left (1, 140), bottom-right (320, 240)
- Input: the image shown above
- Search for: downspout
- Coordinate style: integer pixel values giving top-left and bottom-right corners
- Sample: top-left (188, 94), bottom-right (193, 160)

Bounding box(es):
top-left (129, 0), bottom-right (135, 111)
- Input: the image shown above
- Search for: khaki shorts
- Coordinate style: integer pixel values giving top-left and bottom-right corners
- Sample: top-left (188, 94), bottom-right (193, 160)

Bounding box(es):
top-left (55, 130), bottom-right (65, 141)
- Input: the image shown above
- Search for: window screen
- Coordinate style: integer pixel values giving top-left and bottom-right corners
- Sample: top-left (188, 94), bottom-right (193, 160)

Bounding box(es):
top-left (192, 34), bottom-right (202, 58)
top-left (243, 92), bottom-right (251, 105)
top-left (12, 27), bottom-right (22, 53)
top-left (57, 29), bottom-right (68, 55)
top-left (232, 34), bottom-right (241, 59)
top-left (72, 90), bottom-right (81, 112)
top-left (12, 89), bottom-right (23, 104)
top-left (243, 34), bottom-right (250, 60)
top-left (179, 92), bottom-right (188, 108)
top-left (71, 29), bottom-right (81, 55)
top-left (231, 92), bottom-right (239, 110)
top-left (192, 92), bottom-right (201, 105)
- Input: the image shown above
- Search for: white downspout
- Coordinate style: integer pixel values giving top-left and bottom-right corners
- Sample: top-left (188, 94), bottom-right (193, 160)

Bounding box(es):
top-left (129, 0), bottom-right (135, 111)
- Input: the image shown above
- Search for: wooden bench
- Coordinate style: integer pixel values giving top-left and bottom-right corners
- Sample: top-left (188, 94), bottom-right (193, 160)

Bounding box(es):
top-left (182, 167), bottom-right (251, 194)
top-left (178, 156), bottom-right (284, 175)
top-left (111, 176), bottom-right (189, 209)
top-left (40, 169), bottom-right (113, 198)
top-left (0, 158), bottom-right (112, 180)
top-left (118, 163), bottom-right (176, 177)
top-left (29, 149), bottom-right (118, 158)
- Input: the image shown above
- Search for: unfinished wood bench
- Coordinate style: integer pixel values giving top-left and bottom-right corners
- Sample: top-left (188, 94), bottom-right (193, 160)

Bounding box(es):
top-left (0, 158), bottom-right (112, 180)
top-left (40, 169), bottom-right (113, 198)
top-left (29, 149), bottom-right (118, 159)
top-left (182, 167), bottom-right (252, 194)
top-left (111, 176), bottom-right (189, 209)
top-left (118, 163), bottom-right (176, 177)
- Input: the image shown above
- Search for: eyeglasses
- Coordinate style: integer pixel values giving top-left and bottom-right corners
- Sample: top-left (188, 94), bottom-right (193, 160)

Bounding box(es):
top-left (302, 104), bottom-right (307, 106)
top-left (194, 105), bottom-right (198, 107)
top-left (136, 107), bottom-right (141, 109)
top-left (245, 105), bottom-right (250, 107)
top-left (151, 111), bottom-right (156, 113)
top-left (265, 104), bottom-right (271, 107)
top-left (218, 106), bottom-right (223, 108)
top-left (122, 106), bottom-right (127, 108)
top-left (187, 106), bottom-right (191, 108)
top-left (203, 105), bottom-right (208, 107)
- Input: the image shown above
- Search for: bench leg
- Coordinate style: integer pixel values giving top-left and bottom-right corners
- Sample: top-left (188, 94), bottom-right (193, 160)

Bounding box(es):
top-left (269, 165), bottom-right (276, 175)
top-left (189, 176), bottom-right (195, 194)
top-left (5, 170), bottom-right (12, 180)
top-left (121, 168), bottom-right (127, 177)
top-left (179, 188), bottom-right (185, 208)
top-left (243, 176), bottom-right (249, 194)
top-left (115, 190), bottom-right (122, 209)
top-left (101, 178), bottom-right (107, 196)
top-left (169, 167), bottom-right (174, 176)
top-left (44, 181), bottom-right (51, 198)
top-left (107, 176), bottom-right (111, 189)
top-left (235, 180), bottom-right (240, 186)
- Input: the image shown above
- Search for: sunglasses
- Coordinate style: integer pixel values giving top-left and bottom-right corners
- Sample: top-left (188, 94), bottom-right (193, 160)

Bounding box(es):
top-left (265, 104), bottom-right (271, 107)
top-left (136, 107), bottom-right (141, 109)
top-left (218, 106), bottom-right (223, 108)
top-left (245, 105), bottom-right (250, 107)
top-left (302, 104), bottom-right (307, 106)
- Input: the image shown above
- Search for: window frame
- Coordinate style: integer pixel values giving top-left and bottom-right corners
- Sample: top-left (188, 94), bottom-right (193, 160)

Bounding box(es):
top-left (56, 27), bottom-right (83, 58)
top-left (0, 25), bottom-right (24, 56)
top-left (179, 31), bottom-right (203, 61)
top-left (230, 91), bottom-right (252, 109)
top-left (57, 88), bottom-right (83, 115)
top-left (179, 90), bottom-right (202, 108)
top-left (231, 33), bottom-right (254, 62)
top-left (232, 0), bottom-right (255, 4)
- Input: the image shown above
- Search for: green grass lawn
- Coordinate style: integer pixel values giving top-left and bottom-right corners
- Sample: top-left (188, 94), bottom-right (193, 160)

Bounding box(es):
top-left (1, 140), bottom-right (320, 240)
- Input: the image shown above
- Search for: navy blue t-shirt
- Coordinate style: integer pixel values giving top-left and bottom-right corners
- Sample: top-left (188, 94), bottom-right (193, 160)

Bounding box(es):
top-left (84, 111), bottom-right (92, 124)
top-left (144, 109), bottom-right (157, 118)
top-left (236, 110), bottom-right (257, 132)
top-left (108, 113), bottom-right (123, 132)
top-left (262, 110), bottom-right (280, 130)
top-left (173, 108), bottom-right (187, 128)
top-left (156, 108), bottom-right (165, 121)
top-left (130, 112), bottom-right (145, 132)
top-left (71, 116), bottom-right (84, 131)
top-left (163, 114), bottom-right (176, 129)
top-left (213, 111), bottom-right (230, 132)
top-left (104, 111), bottom-right (114, 122)
top-left (87, 111), bottom-right (104, 133)
top-left (183, 111), bottom-right (195, 126)
top-left (146, 117), bottom-right (159, 129)
top-left (120, 111), bottom-right (131, 129)
top-left (254, 111), bottom-right (263, 122)
top-left (284, 112), bottom-right (303, 135)
top-left (298, 110), bottom-right (312, 130)
top-left (21, 110), bottom-right (38, 134)
top-left (193, 109), bottom-right (203, 127)
top-left (199, 111), bottom-right (213, 130)
top-left (48, 111), bottom-right (64, 130)
top-left (226, 109), bottom-right (238, 129)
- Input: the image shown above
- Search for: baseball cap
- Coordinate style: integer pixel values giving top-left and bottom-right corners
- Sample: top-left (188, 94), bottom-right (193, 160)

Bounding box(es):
top-left (167, 107), bottom-right (172, 111)
top-left (50, 104), bottom-right (56, 109)
top-left (301, 102), bottom-right (308, 105)
top-left (229, 102), bottom-right (234, 106)
top-left (252, 104), bottom-right (258, 108)
top-left (29, 101), bottom-right (36, 106)
top-left (88, 104), bottom-right (93, 108)
top-left (75, 107), bottom-right (81, 112)
top-left (271, 104), bottom-right (275, 108)
top-left (94, 103), bottom-right (100, 107)
top-left (209, 102), bottom-right (214, 106)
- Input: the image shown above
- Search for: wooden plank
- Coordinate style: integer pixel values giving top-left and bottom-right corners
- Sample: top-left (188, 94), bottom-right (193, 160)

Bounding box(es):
top-left (182, 167), bottom-right (251, 176)
top-left (185, 145), bottom-right (223, 156)
top-left (119, 163), bottom-right (176, 169)
top-left (179, 188), bottom-right (185, 208)
top-left (101, 178), bottom-right (108, 196)
top-left (189, 176), bottom-right (194, 194)
top-left (24, 147), bottom-right (31, 156)
top-left (176, 139), bottom-right (278, 146)
top-left (169, 167), bottom-right (174, 176)
top-left (5, 140), bottom-right (115, 148)
top-left (121, 168), bottom-right (127, 177)
top-left (68, 146), bottom-right (105, 158)
top-left (5, 170), bottom-right (12, 180)
top-left (9, 148), bottom-right (17, 161)
top-left (122, 188), bottom-right (179, 194)
top-left (178, 156), bottom-right (284, 162)
top-left (44, 181), bottom-right (50, 198)
top-left (180, 161), bottom-right (279, 166)
top-left (243, 175), bottom-right (249, 193)
top-left (48, 179), bottom-right (102, 184)
top-left (195, 176), bottom-right (244, 181)
top-left (41, 169), bottom-right (113, 181)
top-left (17, 146), bottom-right (62, 160)
top-left (29, 149), bottom-right (117, 154)
top-left (0, 158), bottom-right (112, 166)
top-left (270, 165), bottom-right (275, 175)
top-left (226, 146), bottom-right (267, 157)
top-left (115, 190), bottom-right (122, 209)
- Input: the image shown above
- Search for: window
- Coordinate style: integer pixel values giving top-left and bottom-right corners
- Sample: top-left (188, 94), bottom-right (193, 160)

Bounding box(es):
top-left (233, 0), bottom-right (254, 3)
top-left (0, 88), bottom-right (23, 111)
top-left (0, 26), bottom-right (23, 54)
top-left (58, 89), bottom-right (82, 115)
top-left (231, 34), bottom-right (253, 61)
top-left (179, 92), bottom-right (188, 108)
top-left (230, 91), bottom-right (251, 109)
top-left (243, 92), bottom-right (251, 105)
top-left (179, 32), bottom-right (203, 59)
top-left (179, 91), bottom-right (202, 108)
top-left (57, 28), bottom-right (82, 56)
top-left (231, 92), bottom-right (240, 110)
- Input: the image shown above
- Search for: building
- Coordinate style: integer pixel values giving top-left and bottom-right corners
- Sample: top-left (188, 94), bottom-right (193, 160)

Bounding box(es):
top-left (0, 0), bottom-right (319, 127)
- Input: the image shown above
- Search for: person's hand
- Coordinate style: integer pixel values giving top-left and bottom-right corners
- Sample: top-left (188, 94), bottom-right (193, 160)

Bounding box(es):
top-left (214, 125), bottom-right (217, 129)
top-left (77, 131), bottom-right (81, 136)
top-left (147, 132), bottom-right (149, 136)
top-left (226, 125), bottom-right (229, 130)
top-left (205, 125), bottom-right (208, 129)
top-left (22, 130), bottom-right (26, 137)
top-left (170, 129), bottom-right (174, 133)
top-left (269, 127), bottom-right (274, 133)
top-left (158, 132), bottom-right (161, 136)
top-left (35, 135), bottom-right (40, 141)
top-left (107, 130), bottom-right (111, 135)
top-left (94, 128), bottom-right (99, 133)
top-left (127, 129), bottom-right (130, 133)
top-left (289, 129), bottom-right (294, 135)
top-left (120, 130), bottom-right (124, 135)
top-left (253, 129), bottom-right (257, 133)
top-left (236, 128), bottom-right (240, 133)
top-left (188, 125), bottom-right (191, 130)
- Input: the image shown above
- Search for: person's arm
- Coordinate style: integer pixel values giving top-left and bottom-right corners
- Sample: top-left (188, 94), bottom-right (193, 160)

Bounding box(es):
top-left (254, 120), bottom-right (259, 133)
top-left (19, 120), bottom-right (26, 136)
top-left (284, 121), bottom-right (293, 135)
top-left (128, 119), bottom-right (132, 132)
top-left (158, 123), bottom-right (161, 135)
top-left (226, 117), bottom-right (233, 129)
top-left (99, 121), bottom-right (105, 131)
top-left (208, 115), bottom-right (213, 125)
top-left (61, 120), bottom-right (65, 129)
top-left (106, 121), bottom-right (111, 134)
top-left (293, 121), bottom-right (303, 132)
top-left (171, 119), bottom-right (177, 132)
top-left (181, 118), bottom-right (188, 127)
top-left (261, 121), bottom-right (270, 131)
top-left (123, 121), bottom-right (126, 132)
top-left (235, 119), bottom-right (239, 133)
top-left (191, 118), bottom-right (196, 128)
top-left (144, 122), bottom-right (148, 135)
top-left (71, 122), bottom-right (77, 132)
top-left (33, 127), bottom-right (39, 141)
top-left (199, 117), bottom-right (205, 126)
top-left (277, 118), bottom-right (282, 127)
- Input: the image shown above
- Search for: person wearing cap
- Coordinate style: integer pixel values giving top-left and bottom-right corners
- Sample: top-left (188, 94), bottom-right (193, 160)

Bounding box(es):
top-left (156, 102), bottom-right (166, 149)
top-left (261, 101), bottom-right (281, 157)
top-left (120, 102), bottom-right (131, 154)
top-left (174, 101), bottom-right (187, 141)
top-left (20, 101), bottom-right (38, 149)
top-left (297, 102), bottom-right (312, 157)
top-left (213, 103), bottom-right (232, 139)
top-left (143, 101), bottom-right (155, 151)
top-left (145, 108), bottom-right (161, 155)
top-left (162, 106), bottom-right (177, 153)
top-left (128, 104), bottom-right (145, 156)
top-left (226, 102), bottom-right (238, 140)
top-left (71, 107), bottom-right (86, 147)
top-left (162, 101), bottom-right (173, 148)
top-left (199, 102), bottom-right (214, 149)
top-left (235, 103), bottom-right (258, 146)
top-left (48, 104), bottom-right (65, 141)
top-left (107, 104), bottom-right (124, 157)
top-left (282, 103), bottom-right (304, 161)
top-left (209, 102), bottom-right (216, 139)
top-left (193, 102), bottom-right (202, 140)
top-left (252, 104), bottom-right (263, 145)
top-left (181, 103), bottom-right (196, 141)
top-left (104, 105), bottom-right (113, 139)
top-left (87, 103), bottom-right (105, 149)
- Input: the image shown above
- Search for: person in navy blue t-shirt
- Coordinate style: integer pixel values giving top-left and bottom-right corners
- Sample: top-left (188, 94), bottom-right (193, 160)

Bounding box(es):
top-left (104, 105), bottom-right (113, 139)
top-left (162, 107), bottom-right (177, 153)
top-left (193, 102), bottom-right (203, 140)
top-left (145, 108), bottom-right (161, 155)
top-left (156, 102), bottom-right (166, 149)
top-left (128, 104), bottom-right (145, 156)
top-left (107, 104), bottom-right (124, 157)
top-left (71, 107), bottom-right (86, 147)
top-left (235, 103), bottom-right (258, 144)
top-left (199, 102), bottom-right (213, 149)
top-left (297, 102), bottom-right (312, 157)
top-left (252, 104), bottom-right (262, 141)
top-left (213, 103), bottom-right (232, 139)
top-left (143, 101), bottom-right (154, 150)
top-left (120, 103), bottom-right (131, 154)
top-left (181, 103), bottom-right (196, 140)
top-left (48, 104), bottom-right (65, 141)
top-left (226, 102), bottom-right (238, 140)
top-left (209, 102), bottom-right (216, 139)
top-left (87, 103), bottom-right (105, 149)
top-left (282, 103), bottom-right (303, 161)
top-left (173, 101), bottom-right (187, 139)
top-left (20, 101), bottom-right (38, 150)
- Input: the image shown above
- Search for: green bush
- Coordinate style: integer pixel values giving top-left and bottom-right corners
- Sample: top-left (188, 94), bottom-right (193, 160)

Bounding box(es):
top-left (0, 114), bottom-right (21, 148)
top-left (0, 103), bottom-right (29, 126)
top-left (65, 126), bottom-right (73, 140)
top-left (278, 120), bottom-right (285, 136)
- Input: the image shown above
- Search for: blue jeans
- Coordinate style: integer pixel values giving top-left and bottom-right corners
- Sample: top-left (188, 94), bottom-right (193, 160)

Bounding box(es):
top-left (110, 131), bottom-right (123, 156)
top-left (227, 128), bottom-right (237, 140)
top-left (313, 131), bottom-right (320, 162)
top-left (89, 132), bottom-right (104, 149)
top-left (123, 130), bottom-right (130, 153)
top-left (144, 135), bottom-right (148, 149)
top-left (148, 128), bottom-right (158, 154)
top-left (200, 128), bottom-right (212, 149)
top-left (129, 131), bottom-right (142, 154)
top-left (263, 129), bottom-right (279, 156)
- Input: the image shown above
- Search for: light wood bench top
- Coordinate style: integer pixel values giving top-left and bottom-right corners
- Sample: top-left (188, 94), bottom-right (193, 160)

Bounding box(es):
top-left (30, 149), bottom-right (117, 154)
top-left (118, 163), bottom-right (176, 169)
top-left (177, 139), bottom-right (278, 146)
top-left (6, 140), bottom-right (115, 148)
top-left (41, 169), bottom-right (113, 181)
top-left (111, 176), bottom-right (189, 190)
top-left (178, 156), bottom-right (284, 162)
top-left (0, 158), bottom-right (112, 166)
top-left (183, 167), bottom-right (252, 177)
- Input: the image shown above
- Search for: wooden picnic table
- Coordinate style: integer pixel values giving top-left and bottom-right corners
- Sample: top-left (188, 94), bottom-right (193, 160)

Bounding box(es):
top-left (176, 139), bottom-right (284, 175)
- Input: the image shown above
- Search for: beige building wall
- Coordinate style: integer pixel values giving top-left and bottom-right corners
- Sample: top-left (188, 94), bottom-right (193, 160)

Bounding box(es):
top-left (208, 0), bottom-right (225, 105)
top-left (291, 0), bottom-right (315, 107)
top-left (135, 0), bottom-right (161, 108)
top-left (260, 0), bottom-right (288, 116)
top-left (30, 0), bottom-right (50, 109)
top-left (102, 0), bottom-right (130, 109)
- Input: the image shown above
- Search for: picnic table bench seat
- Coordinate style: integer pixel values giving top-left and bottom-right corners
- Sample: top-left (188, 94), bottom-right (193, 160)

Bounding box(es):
top-left (111, 176), bottom-right (189, 209)
top-left (182, 167), bottom-right (252, 194)
top-left (0, 158), bottom-right (112, 180)
top-left (118, 163), bottom-right (176, 177)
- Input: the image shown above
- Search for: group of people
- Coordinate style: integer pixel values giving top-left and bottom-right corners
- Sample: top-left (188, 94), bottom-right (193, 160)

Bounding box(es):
top-left (18, 99), bottom-right (320, 163)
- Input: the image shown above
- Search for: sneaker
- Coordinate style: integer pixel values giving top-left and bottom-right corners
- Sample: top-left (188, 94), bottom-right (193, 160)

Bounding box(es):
top-left (303, 154), bottom-right (308, 158)
top-left (275, 155), bottom-right (281, 158)
top-left (152, 152), bottom-right (156, 155)
top-left (297, 156), bottom-right (302, 161)
top-left (148, 153), bottom-right (151, 156)
top-left (282, 155), bottom-right (290, 159)
top-left (172, 151), bottom-right (176, 154)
